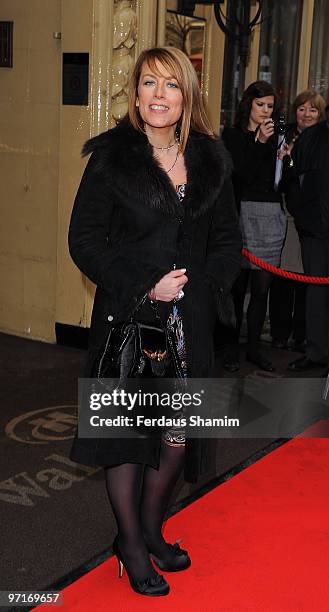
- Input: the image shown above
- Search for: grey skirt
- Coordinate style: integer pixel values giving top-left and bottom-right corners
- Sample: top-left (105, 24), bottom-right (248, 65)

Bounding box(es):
top-left (240, 200), bottom-right (287, 270)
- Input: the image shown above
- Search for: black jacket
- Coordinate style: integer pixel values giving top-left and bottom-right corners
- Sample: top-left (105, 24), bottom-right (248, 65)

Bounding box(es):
top-left (68, 122), bottom-right (242, 482)
top-left (287, 112), bottom-right (329, 238)
top-left (222, 126), bottom-right (281, 207)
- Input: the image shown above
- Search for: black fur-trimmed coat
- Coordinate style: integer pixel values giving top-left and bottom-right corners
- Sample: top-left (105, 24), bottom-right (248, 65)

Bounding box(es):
top-left (69, 121), bottom-right (241, 483)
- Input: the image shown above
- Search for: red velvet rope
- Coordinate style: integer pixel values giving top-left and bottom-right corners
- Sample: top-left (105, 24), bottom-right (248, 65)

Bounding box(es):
top-left (242, 248), bottom-right (329, 284)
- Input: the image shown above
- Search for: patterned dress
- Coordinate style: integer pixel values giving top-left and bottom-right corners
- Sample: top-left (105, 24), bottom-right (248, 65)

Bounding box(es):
top-left (162, 183), bottom-right (187, 447)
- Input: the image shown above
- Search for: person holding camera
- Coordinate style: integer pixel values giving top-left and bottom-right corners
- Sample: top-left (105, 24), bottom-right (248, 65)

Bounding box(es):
top-left (222, 81), bottom-right (286, 372)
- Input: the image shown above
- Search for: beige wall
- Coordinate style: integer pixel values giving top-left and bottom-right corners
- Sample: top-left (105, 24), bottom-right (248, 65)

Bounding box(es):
top-left (0, 0), bottom-right (61, 341)
top-left (0, 0), bottom-right (97, 341)
top-left (56, 0), bottom-right (94, 330)
top-left (0, 0), bottom-right (144, 342)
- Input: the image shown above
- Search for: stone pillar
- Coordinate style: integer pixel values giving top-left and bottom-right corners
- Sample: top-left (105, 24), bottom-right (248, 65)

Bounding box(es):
top-left (56, 0), bottom-right (160, 332)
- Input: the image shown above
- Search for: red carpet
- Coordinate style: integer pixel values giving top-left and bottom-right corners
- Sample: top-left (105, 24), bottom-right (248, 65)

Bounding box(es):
top-left (54, 430), bottom-right (329, 611)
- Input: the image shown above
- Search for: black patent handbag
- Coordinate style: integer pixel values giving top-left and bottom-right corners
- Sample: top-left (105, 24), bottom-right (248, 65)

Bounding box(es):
top-left (91, 297), bottom-right (184, 384)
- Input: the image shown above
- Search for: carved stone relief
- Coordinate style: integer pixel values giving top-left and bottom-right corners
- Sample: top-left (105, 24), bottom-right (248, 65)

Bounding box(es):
top-left (111, 0), bottom-right (137, 122)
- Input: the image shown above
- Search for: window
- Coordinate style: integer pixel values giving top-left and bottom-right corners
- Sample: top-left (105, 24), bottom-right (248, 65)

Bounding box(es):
top-left (257, 0), bottom-right (303, 116)
top-left (309, 0), bottom-right (329, 98)
top-left (220, 0), bottom-right (247, 128)
top-left (0, 21), bottom-right (13, 68)
top-left (165, 9), bottom-right (206, 85)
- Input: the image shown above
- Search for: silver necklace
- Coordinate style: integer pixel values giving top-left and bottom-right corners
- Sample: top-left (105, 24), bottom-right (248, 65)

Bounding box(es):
top-left (149, 132), bottom-right (179, 152)
top-left (149, 133), bottom-right (180, 173)
top-left (152, 140), bottom-right (177, 152)
top-left (164, 148), bottom-right (179, 174)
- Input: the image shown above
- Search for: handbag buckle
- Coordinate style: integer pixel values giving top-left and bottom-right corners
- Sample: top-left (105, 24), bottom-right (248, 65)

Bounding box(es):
top-left (143, 348), bottom-right (168, 361)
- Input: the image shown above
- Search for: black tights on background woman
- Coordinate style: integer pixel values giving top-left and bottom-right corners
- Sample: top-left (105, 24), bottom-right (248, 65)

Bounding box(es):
top-left (232, 268), bottom-right (273, 357)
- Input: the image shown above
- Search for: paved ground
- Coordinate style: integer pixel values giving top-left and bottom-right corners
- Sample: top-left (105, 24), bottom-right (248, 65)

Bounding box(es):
top-left (216, 338), bottom-right (328, 380)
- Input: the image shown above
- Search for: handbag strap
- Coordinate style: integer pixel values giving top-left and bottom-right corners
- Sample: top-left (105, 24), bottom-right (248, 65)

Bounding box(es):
top-left (130, 292), bottom-right (164, 325)
top-left (129, 293), bottom-right (148, 322)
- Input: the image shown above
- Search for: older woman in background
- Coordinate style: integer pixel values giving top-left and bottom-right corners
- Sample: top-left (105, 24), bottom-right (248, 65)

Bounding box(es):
top-left (269, 90), bottom-right (326, 356)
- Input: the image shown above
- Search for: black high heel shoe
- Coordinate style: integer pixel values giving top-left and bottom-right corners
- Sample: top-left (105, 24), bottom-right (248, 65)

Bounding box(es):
top-left (112, 536), bottom-right (170, 597)
top-left (223, 351), bottom-right (240, 373)
top-left (149, 541), bottom-right (191, 572)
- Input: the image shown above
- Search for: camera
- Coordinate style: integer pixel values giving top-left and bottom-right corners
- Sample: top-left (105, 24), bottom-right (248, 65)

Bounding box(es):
top-left (263, 115), bottom-right (286, 135)
top-left (273, 114), bottom-right (286, 136)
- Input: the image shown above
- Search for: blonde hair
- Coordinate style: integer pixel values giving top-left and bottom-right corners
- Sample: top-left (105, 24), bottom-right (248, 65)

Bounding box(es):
top-left (293, 89), bottom-right (326, 121)
top-left (127, 46), bottom-right (215, 152)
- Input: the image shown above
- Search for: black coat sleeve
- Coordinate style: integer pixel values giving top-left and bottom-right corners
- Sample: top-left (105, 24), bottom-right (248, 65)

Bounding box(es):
top-left (282, 165), bottom-right (301, 218)
top-left (205, 178), bottom-right (242, 324)
top-left (68, 151), bottom-right (115, 288)
top-left (68, 150), bottom-right (169, 316)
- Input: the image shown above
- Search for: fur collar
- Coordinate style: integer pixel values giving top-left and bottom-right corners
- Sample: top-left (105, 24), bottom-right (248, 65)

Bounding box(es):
top-left (82, 122), bottom-right (232, 220)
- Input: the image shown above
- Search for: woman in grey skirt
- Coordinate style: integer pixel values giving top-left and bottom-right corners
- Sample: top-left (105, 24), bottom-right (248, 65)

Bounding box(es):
top-left (222, 81), bottom-right (286, 371)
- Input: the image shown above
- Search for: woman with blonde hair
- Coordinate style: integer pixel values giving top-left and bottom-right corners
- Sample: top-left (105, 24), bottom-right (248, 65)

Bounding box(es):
top-left (69, 46), bottom-right (241, 596)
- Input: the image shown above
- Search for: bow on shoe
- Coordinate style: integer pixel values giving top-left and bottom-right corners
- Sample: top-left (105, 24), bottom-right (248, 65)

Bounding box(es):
top-left (170, 541), bottom-right (188, 556)
top-left (136, 573), bottom-right (167, 592)
top-left (150, 539), bottom-right (191, 572)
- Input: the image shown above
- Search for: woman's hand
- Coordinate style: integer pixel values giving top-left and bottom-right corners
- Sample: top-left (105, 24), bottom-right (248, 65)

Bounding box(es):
top-left (277, 142), bottom-right (293, 161)
top-left (149, 268), bottom-right (188, 302)
top-left (256, 118), bottom-right (275, 143)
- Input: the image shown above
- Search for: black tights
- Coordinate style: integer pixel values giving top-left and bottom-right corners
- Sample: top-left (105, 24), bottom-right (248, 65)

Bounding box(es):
top-left (104, 441), bottom-right (185, 581)
top-left (233, 269), bottom-right (273, 353)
